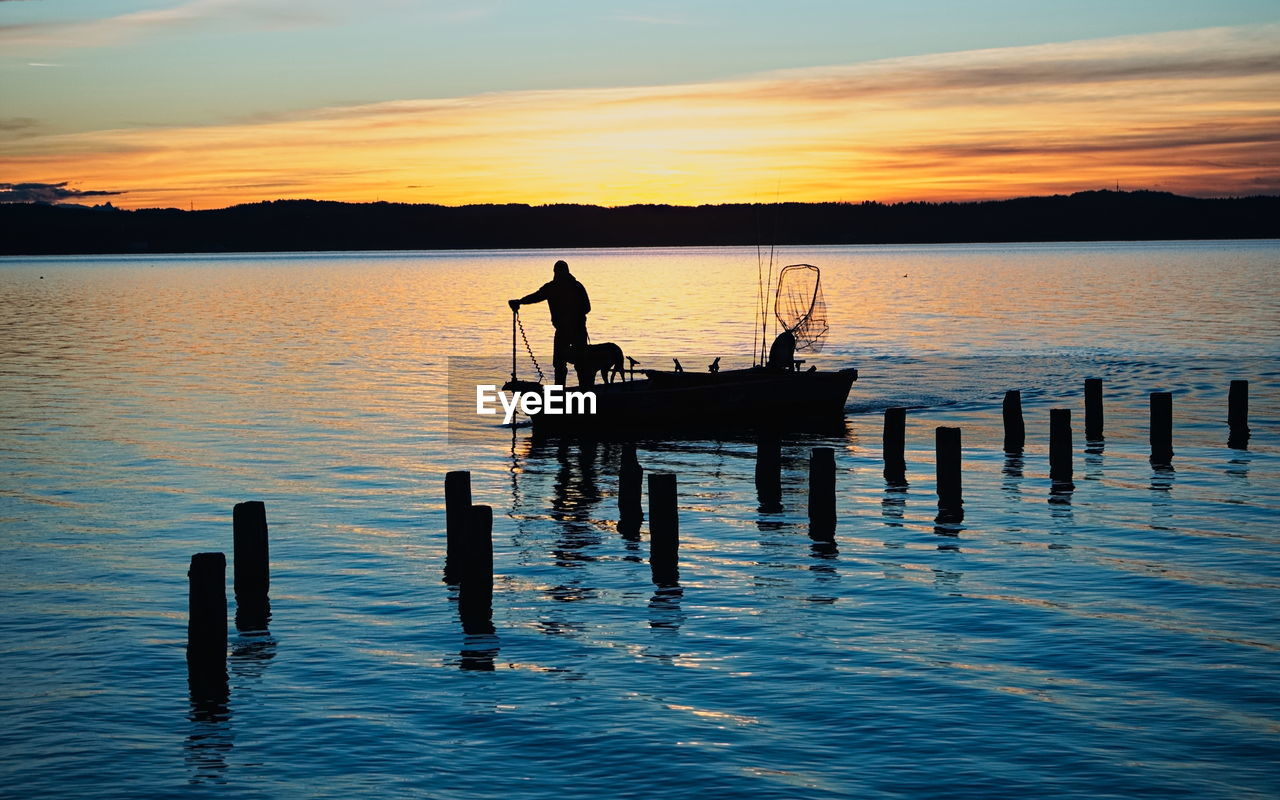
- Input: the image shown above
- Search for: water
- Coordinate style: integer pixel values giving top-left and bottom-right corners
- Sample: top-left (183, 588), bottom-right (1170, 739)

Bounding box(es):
top-left (1, 242), bottom-right (1277, 799)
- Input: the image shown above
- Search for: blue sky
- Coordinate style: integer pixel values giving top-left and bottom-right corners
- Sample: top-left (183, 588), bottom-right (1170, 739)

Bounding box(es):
top-left (4, 0), bottom-right (1277, 133)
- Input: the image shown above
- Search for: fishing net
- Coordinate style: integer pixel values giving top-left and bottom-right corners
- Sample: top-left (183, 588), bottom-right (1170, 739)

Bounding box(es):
top-left (774, 264), bottom-right (828, 352)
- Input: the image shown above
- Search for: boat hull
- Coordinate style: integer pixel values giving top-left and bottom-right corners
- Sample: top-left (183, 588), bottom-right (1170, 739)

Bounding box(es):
top-left (509, 367), bottom-right (857, 434)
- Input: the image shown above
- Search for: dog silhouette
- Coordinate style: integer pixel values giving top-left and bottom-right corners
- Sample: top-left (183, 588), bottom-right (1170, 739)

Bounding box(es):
top-left (573, 343), bottom-right (626, 385)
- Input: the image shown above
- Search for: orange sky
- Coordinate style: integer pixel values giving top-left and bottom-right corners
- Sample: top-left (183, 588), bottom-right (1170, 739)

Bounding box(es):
top-left (3, 25), bottom-right (1277, 209)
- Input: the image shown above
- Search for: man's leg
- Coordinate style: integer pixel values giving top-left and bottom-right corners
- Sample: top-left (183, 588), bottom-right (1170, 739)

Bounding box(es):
top-left (552, 328), bottom-right (569, 385)
top-left (568, 328), bottom-right (589, 386)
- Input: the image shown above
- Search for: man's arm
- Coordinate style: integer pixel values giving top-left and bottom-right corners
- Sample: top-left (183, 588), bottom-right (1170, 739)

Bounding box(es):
top-left (508, 283), bottom-right (550, 310)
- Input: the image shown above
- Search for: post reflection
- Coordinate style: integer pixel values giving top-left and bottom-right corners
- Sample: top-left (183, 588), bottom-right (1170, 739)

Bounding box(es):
top-left (185, 660), bottom-right (232, 785)
top-left (1083, 439), bottom-right (1104, 483)
top-left (1149, 462), bottom-right (1176, 528)
top-left (933, 520), bottom-right (963, 551)
top-left (1001, 453), bottom-right (1024, 523)
top-left (1226, 453), bottom-right (1251, 481)
top-left (1002, 452), bottom-right (1024, 484)
top-left (882, 477), bottom-right (907, 529)
top-left (229, 631), bottom-right (277, 681)
top-left (1049, 489), bottom-right (1074, 524)
top-left (808, 537), bottom-right (839, 599)
top-left (234, 601), bottom-right (271, 636)
top-left (618, 514), bottom-right (643, 542)
top-left (455, 557), bottom-right (498, 663)
top-left (935, 505), bottom-right (964, 525)
top-left (458, 586), bottom-right (494, 636)
top-left (1224, 452), bottom-right (1252, 504)
top-left (648, 569), bottom-right (684, 631)
top-left (1049, 483), bottom-right (1074, 508)
top-left (808, 520), bottom-right (836, 544)
top-left (458, 633), bottom-right (501, 672)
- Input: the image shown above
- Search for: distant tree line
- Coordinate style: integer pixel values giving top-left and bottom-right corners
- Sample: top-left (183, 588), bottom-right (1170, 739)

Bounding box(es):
top-left (2, 190), bottom-right (1277, 255)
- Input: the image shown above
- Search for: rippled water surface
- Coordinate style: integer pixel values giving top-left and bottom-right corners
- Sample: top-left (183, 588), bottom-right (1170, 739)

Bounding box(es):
top-left (1, 242), bottom-right (1278, 798)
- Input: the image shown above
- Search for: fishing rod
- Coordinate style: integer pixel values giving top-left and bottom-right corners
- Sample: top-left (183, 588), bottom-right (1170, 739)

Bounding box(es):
top-left (760, 185), bottom-right (781, 365)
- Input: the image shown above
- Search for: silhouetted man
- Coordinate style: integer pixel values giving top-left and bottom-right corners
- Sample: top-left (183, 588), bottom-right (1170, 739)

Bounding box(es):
top-left (509, 260), bottom-right (591, 385)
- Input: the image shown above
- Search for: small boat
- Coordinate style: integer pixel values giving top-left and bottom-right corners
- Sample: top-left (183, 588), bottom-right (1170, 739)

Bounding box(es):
top-left (506, 366), bottom-right (857, 434)
top-left (503, 263), bottom-right (856, 434)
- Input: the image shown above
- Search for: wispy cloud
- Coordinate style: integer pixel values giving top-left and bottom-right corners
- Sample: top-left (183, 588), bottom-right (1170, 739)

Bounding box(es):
top-left (0, 117), bottom-right (42, 134)
top-left (2, 25), bottom-right (1276, 207)
top-left (610, 13), bottom-right (692, 26)
top-left (1, 0), bottom-right (345, 48)
top-left (1, 0), bottom-right (480, 49)
top-left (0, 180), bottom-right (123, 203)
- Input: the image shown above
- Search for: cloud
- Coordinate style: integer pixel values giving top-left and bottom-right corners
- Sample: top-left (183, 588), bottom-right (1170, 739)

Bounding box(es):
top-left (1, 25), bottom-right (1276, 207)
top-left (0, 181), bottom-right (124, 203)
top-left (610, 14), bottom-right (692, 26)
top-left (0, 0), bottom-right (342, 48)
top-left (0, 0), bottom-right (461, 49)
top-left (0, 117), bottom-right (42, 135)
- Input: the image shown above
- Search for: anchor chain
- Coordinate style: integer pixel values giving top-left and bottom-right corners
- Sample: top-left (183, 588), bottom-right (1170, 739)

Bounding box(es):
top-left (515, 312), bottom-right (546, 383)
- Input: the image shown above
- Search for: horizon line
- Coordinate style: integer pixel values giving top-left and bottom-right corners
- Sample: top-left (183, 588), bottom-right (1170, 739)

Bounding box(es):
top-left (8, 187), bottom-right (1280, 214)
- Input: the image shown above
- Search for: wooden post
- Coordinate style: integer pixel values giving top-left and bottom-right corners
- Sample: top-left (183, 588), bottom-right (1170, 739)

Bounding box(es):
top-left (809, 447), bottom-right (836, 536)
top-left (1003, 391), bottom-right (1025, 453)
top-left (648, 473), bottom-right (679, 566)
top-left (883, 407), bottom-right (906, 480)
top-left (232, 501), bottom-right (269, 628)
top-left (444, 471), bottom-right (471, 584)
top-left (754, 432), bottom-right (782, 512)
top-left (1084, 378), bottom-right (1104, 441)
top-left (935, 427), bottom-right (962, 509)
top-left (1229, 380), bottom-right (1250, 448)
top-left (1050, 408), bottom-right (1074, 489)
top-left (458, 504), bottom-right (494, 635)
top-left (1151, 392), bottom-right (1173, 463)
top-left (883, 407), bottom-right (906, 466)
top-left (619, 443), bottom-right (643, 521)
top-left (187, 552), bottom-right (227, 662)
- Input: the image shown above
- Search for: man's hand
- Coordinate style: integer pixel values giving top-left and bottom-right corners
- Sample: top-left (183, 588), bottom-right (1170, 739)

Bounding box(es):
top-left (508, 299), bottom-right (521, 311)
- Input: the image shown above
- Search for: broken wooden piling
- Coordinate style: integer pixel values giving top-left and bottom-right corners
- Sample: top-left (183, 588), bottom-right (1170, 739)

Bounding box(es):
top-left (1229, 380), bottom-right (1250, 449)
top-left (648, 473), bottom-right (679, 565)
top-left (444, 470), bottom-right (472, 584)
top-left (1003, 391), bottom-right (1025, 453)
top-left (1050, 408), bottom-right (1075, 489)
top-left (809, 447), bottom-right (837, 537)
top-left (883, 407), bottom-right (906, 481)
top-left (1084, 379), bottom-right (1104, 441)
top-left (187, 552), bottom-right (227, 664)
top-left (1150, 392), bottom-right (1173, 463)
top-left (458, 504), bottom-right (494, 635)
top-left (232, 500), bottom-right (269, 629)
top-left (935, 427), bottom-right (962, 510)
top-left (619, 443), bottom-right (643, 522)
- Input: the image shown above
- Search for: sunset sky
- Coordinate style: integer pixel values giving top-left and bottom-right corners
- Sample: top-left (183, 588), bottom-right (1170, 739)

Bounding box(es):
top-left (1, 1), bottom-right (1277, 209)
